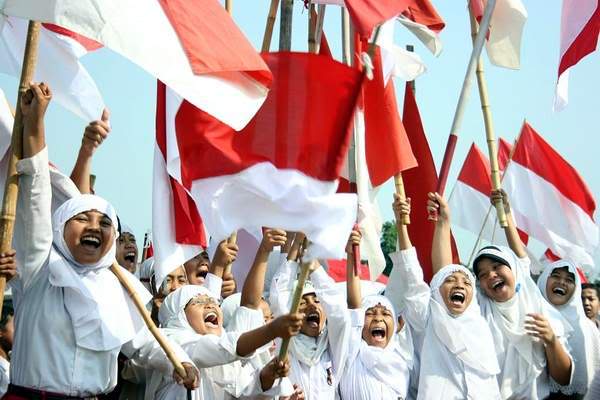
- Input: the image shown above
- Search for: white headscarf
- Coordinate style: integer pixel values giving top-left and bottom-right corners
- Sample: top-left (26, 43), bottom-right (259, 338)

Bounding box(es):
top-left (48, 194), bottom-right (151, 351)
top-left (538, 260), bottom-right (600, 395)
top-left (138, 257), bottom-right (155, 293)
top-left (429, 265), bottom-right (500, 375)
top-left (474, 245), bottom-right (565, 398)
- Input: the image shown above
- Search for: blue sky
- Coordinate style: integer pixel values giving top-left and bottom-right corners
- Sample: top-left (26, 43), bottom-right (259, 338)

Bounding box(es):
top-left (1, 1), bottom-right (598, 264)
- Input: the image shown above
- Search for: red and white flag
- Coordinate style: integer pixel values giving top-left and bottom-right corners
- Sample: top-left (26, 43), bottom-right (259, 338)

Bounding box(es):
top-left (469, 0), bottom-right (528, 69)
top-left (397, 0), bottom-right (446, 56)
top-left (0, 16), bottom-right (104, 120)
top-left (2, 0), bottom-right (272, 130)
top-left (157, 52), bottom-right (362, 262)
top-left (503, 123), bottom-right (599, 269)
top-left (555, 0), bottom-right (600, 111)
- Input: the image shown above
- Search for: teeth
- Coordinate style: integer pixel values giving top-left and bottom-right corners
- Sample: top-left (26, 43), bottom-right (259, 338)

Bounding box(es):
top-left (450, 292), bottom-right (465, 303)
top-left (126, 252), bottom-right (135, 257)
top-left (553, 287), bottom-right (566, 295)
top-left (371, 327), bottom-right (386, 338)
top-left (82, 236), bottom-right (100, 244)
top-left (492, 280), bottom-right (504, 290)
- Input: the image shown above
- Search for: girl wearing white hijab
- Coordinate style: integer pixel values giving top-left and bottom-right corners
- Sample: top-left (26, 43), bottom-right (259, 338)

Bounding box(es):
top-left (388, 194), bottom-right (501, 399)
top-left (148, 285), bottom-right (301, 399)
top-left (341, 228), bottom-right (415, 399)
top-left (537, 260), bottom-right (600, 398)
top-left (269, 234), bottom-right (354, 400)
top-left (6, 83), bottom-right (196, 399)
top-left (471, 190), bottom-right (573, 399)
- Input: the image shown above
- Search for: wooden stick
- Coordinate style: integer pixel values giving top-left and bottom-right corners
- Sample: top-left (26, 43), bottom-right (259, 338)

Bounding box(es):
top-left (314, 4), bottom-right (326, 54)
top-left (223, 231), bottom-right (238, 276)
top-left (262, 0), bottom-right (280, 52)
top-left (434, 0), bottom-right (497, 197)
top-left (468, 9), bottom-right (507, 228)
top-left (225, 0), bottom-right (232, 14)
top-left (308, 3), bottom-right (317, 53)
top-left (110, 263), bottom-right (186, 377)
top-left (0, 21), bottom-right (41, 315)
top-left (278, 261), bottom-right (311, 362)
top-left (279, 0), bottom-right (294, 51)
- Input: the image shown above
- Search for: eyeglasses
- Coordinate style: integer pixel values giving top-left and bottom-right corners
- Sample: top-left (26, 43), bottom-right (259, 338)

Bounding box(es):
top-left (186, 296), bottom-right (218, 308)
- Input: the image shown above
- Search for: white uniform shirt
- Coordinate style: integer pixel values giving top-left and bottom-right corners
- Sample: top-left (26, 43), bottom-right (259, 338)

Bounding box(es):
top-left (0, 357), bottom-right (9, 397)
top-left (269, 261), bottom-right (353, 400)
top-left (10, 149), bottom-right (190, 396)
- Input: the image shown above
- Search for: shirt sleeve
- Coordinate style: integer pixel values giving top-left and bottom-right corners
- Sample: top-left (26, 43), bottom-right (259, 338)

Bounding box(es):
top-left (121, 327), bottom-right (193, 375)
top-left (12, 147), bottom-right (53, 292)
top-left (183, 331), bottom-right (245, 368)
top-left (268, 259), bottom-right (297, 317)
top-left (387, 248), bottom-right (431, 333)
top-left (203, 273), bottom-right (223, 299)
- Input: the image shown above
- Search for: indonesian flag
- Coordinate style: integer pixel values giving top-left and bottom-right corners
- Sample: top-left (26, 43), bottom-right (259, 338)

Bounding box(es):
top-left (402, 84), bottom-right (459, 282)
top-left (157, 52), bottom-right (362, 261)
top-left (503, 123), bottom-right (599, 269)
top-left (470, 0), bottom-right (528, 69)
top-left (0, 16), bottom-right (104, 120)
top-left (397, 0), bottom-right (446, 56)
top-left (555, 0), bottom-right (600, 111)
top-left (2, 0), bottom-right (273, 130)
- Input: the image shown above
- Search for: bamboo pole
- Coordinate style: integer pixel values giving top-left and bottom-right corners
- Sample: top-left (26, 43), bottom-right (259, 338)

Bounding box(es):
top-left (262, 0), bottom-right (280, 52)
top-left (225, 0), bottom-right (232, 14)
top-left (223, 231), bottom-right (238, 276)
top-left (0, 21), bottom-right (42, 315)
top-left (308, 2), bottom-right (317, 53)
top-left (110, 263), bottom-right (187, 377)
top-left (279, 0), bottom-right (293, 51)
top-left (314, 4), bottom-right (326, 54)
top-left (277, 260), bottom-right (311, 362)
top-left (434, 0), bottom-right (497, 197)
top-left (468, 9), bottom-right (507, 228)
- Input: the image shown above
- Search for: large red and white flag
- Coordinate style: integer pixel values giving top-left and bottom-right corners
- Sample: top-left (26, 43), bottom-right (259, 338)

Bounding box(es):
top-left (555, 0), bottom-right (600, 111)
top-left (2, 0), bottom-right (272, 130)
top-left (0, 16), bottom-right (104, 120)
top-left (157, 52), bottom-right (362, 261)
top-left (504, 123), bottom-right (599, 268)
top-left (469, 0), bottom-right (528, 69)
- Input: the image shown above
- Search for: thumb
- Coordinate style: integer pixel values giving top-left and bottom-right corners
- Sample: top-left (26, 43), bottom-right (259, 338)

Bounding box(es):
top-left (101, 108), bottom-right (111, 124)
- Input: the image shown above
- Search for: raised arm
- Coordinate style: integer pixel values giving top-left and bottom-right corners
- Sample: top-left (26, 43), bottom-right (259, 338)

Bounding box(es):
top-left (491, 189), bottom-right (527, 258)
top-left (69, 109), bottom-right (110, 194)
top-left (241, 228), bottom-right (286, 309)
top-left (393, 194), bottom-right (413, 250)
top-left (428, 192), bottom-right (453, 274)
top-left (209, 239), bottom-right (238, 281)
top-left (235, 312), bottom-right (303, 357)
top-left (14, 83), bottom-right (53, 290)
top-left (346, 229), bottom-right (362, 310)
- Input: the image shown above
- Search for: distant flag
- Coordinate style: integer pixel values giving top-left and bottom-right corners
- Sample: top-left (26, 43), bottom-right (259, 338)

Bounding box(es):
top-left (469, 0), bottom-right (528, 69)
top-left (157, 52), bottom-right (362, 266)
top-left (503, 123), bottom-right (599, 271)
top-left (2, 0), bottom-right (273, 130)
top-left (0, 16), bottom-right (104, 120)
top-left (555, 0), bottom-right (600, 111)
top-left (397, 0), bottom-right (446, 56)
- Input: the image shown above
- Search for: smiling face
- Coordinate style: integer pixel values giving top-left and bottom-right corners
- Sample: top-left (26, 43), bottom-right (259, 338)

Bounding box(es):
top-left (438, 271), bottom-right (474, 315)
top-left (116, 232), bottom-right (138, 273)
top-left (184, 252), bottom-right (210, 285)
top-left (63, 210), bottom-right (115, 265)
top-left (582, 287), bottom-right (600, 320)
top-left (299, 293), bottom-right (326, 337)
top-left (476, 258), bottom-right (516, 302)
top-left (185, 294), bottom-right (223, 336)
top-left (361, 304), bottom-right (394, 348)
top-left (545, 267), bottom-right (576, 306)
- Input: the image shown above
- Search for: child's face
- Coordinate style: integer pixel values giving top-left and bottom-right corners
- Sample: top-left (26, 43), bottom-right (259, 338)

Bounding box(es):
top-left (184, 253), bottom-right (210, 285)
top-left (259, 298), bottom-right (273, 324)
top-left (185, 295), bottom-right (223, 336)
top-left (439, 271), bottom-right (473, 315)
top-left (0, 315), bottom-right (14, 352)
top-left (361, 304), bottom-right (394, 348)
top-left (116, 232), bottom-right (138, 274)
top-left (476, 258), bottom-right (515, 302)
top-left (582, 288), bottom-right (600, 320)
top-left (299, 293), bottom-right (326, 337)
top-left (545, 267), bottom-right (576, 306)
top-left (64, 211), bottom-right (115, 265)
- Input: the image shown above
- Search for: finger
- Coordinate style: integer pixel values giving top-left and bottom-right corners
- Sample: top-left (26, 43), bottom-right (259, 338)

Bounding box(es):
top-left (89, 120), bottom-right (111, 132)
top-left (31, 82), bottom-right (44, 99)
top-left (101, 108), bottom-right (110, 123)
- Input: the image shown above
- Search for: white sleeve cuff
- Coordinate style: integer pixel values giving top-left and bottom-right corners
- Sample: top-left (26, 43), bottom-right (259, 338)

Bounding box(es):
top-left (204, 273), bottom-right (223, 299)
top-left (16, 146), bottom-right (48, 176)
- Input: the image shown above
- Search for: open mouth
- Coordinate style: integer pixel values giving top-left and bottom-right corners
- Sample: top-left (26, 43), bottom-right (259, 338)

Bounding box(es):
top-left (552, 287), bottom-right (567, 296)
top-left (204, 311), bottom-right (218, 328)
top-left (124, 251), bottom-right (136, 263)
top-left (491, 279), bottom-right (505, 291)
top-left (449, 291), bottom-right (465, 305)
top-left (370, 326), bottom-right (386, 341)
top-left (80, 235), bottom-right (101, 249)
top-left (306, 312), bottom-right (320, 329)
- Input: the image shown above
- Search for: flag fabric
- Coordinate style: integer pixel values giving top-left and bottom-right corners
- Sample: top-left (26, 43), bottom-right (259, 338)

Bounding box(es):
top-left (503, 122), bottom-right (599, 270)
top-left (498, 137), bottom-right (513, 171)
top-left (542, 248), bottom-right (588, 283)
top-left (401, 84), bottom-right (459, 282)
top-left (0, 16), bottom-right (104, 120)
top-left (2, 0), bottom-right (273, 130)
top-left (397, 0), bottom-right (446, 56)
top-left (469, 0), bottom-right (528, 69)
top-left (376, 19), bottom-right (427, 84)
top-left (158, 52), bottom-right (362, 261)
top-left (555, 0), bottom-right (600, 111)
top-left (344, 0), bottom-right (413, 37)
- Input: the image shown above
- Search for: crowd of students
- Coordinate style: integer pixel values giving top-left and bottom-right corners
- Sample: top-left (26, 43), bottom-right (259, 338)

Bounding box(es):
top-left (0, 82), bottom-right (600, 400)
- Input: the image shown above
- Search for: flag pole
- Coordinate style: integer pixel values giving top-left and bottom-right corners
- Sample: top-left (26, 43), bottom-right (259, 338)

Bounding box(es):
top-left (0, 21), bottom-right (41, 315)
top-left (314, 4), bottom-right (326, 53)
top-left (262, 0), bottom-right (280, 52)
top-left (468, 7), bottom-right (507, 228)
top-left (225, 0), bottom-right (233, 14)
top-left (110, 263), bottom-right (187, 377)
top-left (279, 0), bottom-right (294, 51)
top-left (308, 2), bottom-right (317, 53)
top-left (434, 0), bottom-right (497, 203)
top-left (223, 231), bottom-right (238, 277)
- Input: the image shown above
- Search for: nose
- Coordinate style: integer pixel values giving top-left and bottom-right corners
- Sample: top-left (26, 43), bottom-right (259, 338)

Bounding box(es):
top-left (170, 280), bottom-right (184, 293)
